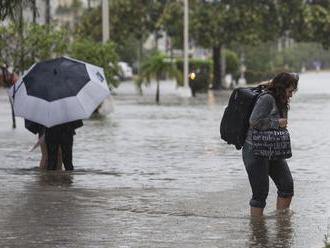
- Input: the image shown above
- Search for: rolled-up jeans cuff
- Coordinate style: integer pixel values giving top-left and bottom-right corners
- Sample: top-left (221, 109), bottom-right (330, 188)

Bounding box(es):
top-left (249, 199), bottom-right (266, 208)
top-left (277, 191), bottom-right (294, 198)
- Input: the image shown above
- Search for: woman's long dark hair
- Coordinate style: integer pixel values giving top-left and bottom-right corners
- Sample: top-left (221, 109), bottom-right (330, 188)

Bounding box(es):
top-left (264, 72), bottom-right (299, 116)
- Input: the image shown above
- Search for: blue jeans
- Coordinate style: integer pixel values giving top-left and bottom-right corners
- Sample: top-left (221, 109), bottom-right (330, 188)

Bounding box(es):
top-left (242, 142), bottom-right (294, 208)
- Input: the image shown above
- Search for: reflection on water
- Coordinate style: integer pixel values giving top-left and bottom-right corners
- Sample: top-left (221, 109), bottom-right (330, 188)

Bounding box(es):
top-left (249, 217), bottom-right (269, 247)
top-left (249, 211), bottom-right (293, 248)
top-left (1, 172), bottom-right (84, 247)
top-left (0, 72), bottom-right (330, 247)
top-left (37, 171), bottom-right (74, 186)
top-left (275, 211), bottom-right (294, 248)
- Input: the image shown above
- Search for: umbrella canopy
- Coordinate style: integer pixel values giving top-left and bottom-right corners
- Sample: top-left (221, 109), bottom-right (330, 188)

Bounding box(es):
top-left (11, 57), bottom-right (110, 127)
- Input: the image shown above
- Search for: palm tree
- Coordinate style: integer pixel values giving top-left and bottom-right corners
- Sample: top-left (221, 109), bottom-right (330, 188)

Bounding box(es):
top-left (136, 51), bottom-right (182, 104)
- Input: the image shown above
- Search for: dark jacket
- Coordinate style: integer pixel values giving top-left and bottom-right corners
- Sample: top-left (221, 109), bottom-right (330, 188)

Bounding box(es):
top-left (24, 119), bottom-right (45, 136)
top-left (45, 120), bottom-right (83, 144)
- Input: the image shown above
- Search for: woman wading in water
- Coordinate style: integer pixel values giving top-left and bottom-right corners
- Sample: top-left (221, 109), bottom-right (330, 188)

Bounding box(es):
top-left (242, 72), bottom-right (299, 217)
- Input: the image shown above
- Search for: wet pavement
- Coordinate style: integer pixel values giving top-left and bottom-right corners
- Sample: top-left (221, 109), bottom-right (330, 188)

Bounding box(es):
top-left (0, 72), bottom-right (330, 247)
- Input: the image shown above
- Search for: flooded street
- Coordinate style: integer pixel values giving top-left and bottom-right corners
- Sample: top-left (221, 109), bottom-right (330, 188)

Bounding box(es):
top-left (0, 72), bottom-right (330, 247)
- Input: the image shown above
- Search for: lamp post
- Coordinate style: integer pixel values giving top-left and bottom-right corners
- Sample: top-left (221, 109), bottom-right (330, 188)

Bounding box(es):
top-left (180, 0), bottom-right (192, 97)
top-left (102, 0), bottom-right (109, 43)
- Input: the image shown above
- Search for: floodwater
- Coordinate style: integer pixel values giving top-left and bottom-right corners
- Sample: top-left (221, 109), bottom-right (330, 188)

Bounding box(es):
top-left (0, 72), bottom-right (330, 248)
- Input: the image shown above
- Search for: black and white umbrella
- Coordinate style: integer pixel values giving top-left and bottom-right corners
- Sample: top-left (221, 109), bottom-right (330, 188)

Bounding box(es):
top-left (11, 57), bottom-right (110, 127)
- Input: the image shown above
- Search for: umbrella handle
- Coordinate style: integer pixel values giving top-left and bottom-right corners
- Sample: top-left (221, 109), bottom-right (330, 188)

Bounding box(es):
top-left (12, 80), bottom-right (24, 97)
top-left (7, 89), bottom-right (16, 129)
top-left (9, 95), bottom-right (16, 129)
top-left (10, 77), bottom-right (24, 129)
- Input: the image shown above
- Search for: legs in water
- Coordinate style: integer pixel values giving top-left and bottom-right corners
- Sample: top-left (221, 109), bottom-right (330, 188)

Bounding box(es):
top-left (61, 137), bottom-right (74, 171)
top-left (39, 138), bottom-right (48, 169)
top-left (251, 207), bottom-right (264, 217)
top-left (41, 140), bottom-right (62, 170)
top-left (47, 143), bottom-right (59, 170)
top-left (243, 144), bottom-right (294, 216)
top-left (276, 196), bottom-right (292, 210)
top-left (56, 148), bottom-right (63, 170)
top-left (269, 159), bottom-right (294, 211)
top-left (250, 196), bottom-right (292, 217)
top-left (242, 143), bottom-right (269, 217)
top-left (251, 196), bottom-right (292, 217)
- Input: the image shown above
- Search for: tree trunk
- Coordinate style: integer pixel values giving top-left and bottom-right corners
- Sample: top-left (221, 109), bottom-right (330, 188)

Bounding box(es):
top-left (155, 78), bottom-right (160, 104)
top-left (155, 30), bottom-right (159, 50)
top-left (45, 0), bottom-right (51, 24)
top-left (137, 37), bottom-right (143, 75)
top-left (9, 94), bottom-right (16, 129)
top-left (32, 0), bottom-right (37, 60)
top-left (32, 0), bottom-right (37, 23)
top-left (18, 2), bottom-right (24, 75)
top-left (211, 45), bottom-right (222, 90)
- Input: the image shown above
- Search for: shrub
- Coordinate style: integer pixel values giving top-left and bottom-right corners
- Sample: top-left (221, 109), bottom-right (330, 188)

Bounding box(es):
top-left (69, 39), bottom-right (119, 87)
top-left (242, 42), bottom-right (330, 84)
top-left (224, 49), bottom-right (240, 77)
top-left (176, 58), bottom-right (212, 94)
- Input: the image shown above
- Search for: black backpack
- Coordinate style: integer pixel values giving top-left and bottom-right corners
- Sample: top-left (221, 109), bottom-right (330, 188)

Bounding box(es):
top-left (220, 86), bottom-right (264, 150)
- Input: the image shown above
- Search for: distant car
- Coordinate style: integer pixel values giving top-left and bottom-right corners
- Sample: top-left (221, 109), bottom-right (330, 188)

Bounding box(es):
top-left (118, 62), bottom-right (133, 80)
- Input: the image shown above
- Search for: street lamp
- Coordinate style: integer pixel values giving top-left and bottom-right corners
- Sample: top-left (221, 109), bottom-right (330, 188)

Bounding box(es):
top-left (102, 0), bottom-right (109, 43)
top-left (180, 0), bottom-right (192, 97)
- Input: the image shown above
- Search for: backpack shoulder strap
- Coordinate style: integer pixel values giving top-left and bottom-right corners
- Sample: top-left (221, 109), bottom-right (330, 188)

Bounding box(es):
top-left (256, 89), bottom-right (271, 100)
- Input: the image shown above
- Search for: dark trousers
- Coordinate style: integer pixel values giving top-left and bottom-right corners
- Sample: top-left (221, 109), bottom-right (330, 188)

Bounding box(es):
top-left (47, 138), bottom-right (74, 171)
top-left (242, 142), bottom-right (294, 208)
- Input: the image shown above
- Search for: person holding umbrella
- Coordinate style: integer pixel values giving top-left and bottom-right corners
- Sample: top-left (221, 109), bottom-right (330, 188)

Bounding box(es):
top-left (24, 119), bottom-right (62, 170)
top-left (45, 120), bottom-right (82, 170)
top-left (25, 119), bottom-right (62, 169)
top-left (11, 57), bottom-right (111, 170)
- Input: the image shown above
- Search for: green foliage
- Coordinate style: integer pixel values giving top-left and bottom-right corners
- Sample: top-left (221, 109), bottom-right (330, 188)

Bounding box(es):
top-left (325, 234), bottom-right (330, 248)
top-left (243, 42), bottom-right (288, 83)
top-left (76, 0), bottom-right (167, 66)
top-left (0, 22), bottom-right (120, 88)
top-left (136, 51), bottom-right (182, 102)
top-left (279, 43), bottom-right (330, 70)
top-left (176, 58), bottom-right (212, 93)
top-left (26, 24), bottom-right (68, 61)
top-left (224, 50), bottom-right (240, 76)
top-left (242, 41), bottom-right (330, 84)
top-left (76, 5), bottom-right (139, 64)
top-left (75, 6), bottom-right (102, 42)
top-left (76, 1), bottom-right (330, 89)
top-left (244, 42), bottom-right (273, 71)
top-left (137, 51), bottom-right (182, 87)
top-left (114, 34), bottom-right (139, 66)
top-left (190, 1), bottom-right (276, 48)
top-left (176, 58), bottom-right (212, 71)
top-left (0, 23), bottom-right (68, 73)
top-left (188, 0), bottom-right (276, 88)
top-left (0, 0), bottom-right (35, 20)
top-left (69, 39), bottom-right (119, 87)
top-left (55, 0), bottom-right (83, 15)
top-left (77, 0), bottom-right (167, 43)
top-left (280, 1), bottom-right (330, 49)
top-left (159, 1), bottom-right (183, 49)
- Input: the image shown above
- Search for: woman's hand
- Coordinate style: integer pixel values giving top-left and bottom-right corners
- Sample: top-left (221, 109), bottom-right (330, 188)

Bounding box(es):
top-left (279, 118), bottom-right (288, 128)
